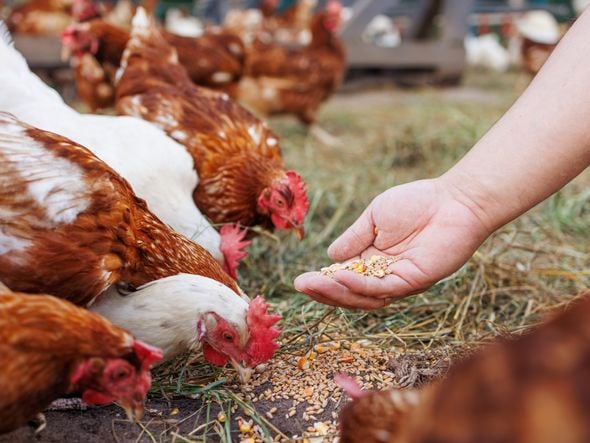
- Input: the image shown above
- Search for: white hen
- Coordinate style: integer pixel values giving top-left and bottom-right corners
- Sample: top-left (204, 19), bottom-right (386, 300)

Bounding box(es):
top-left (0, 23), bottom-right (224, 263)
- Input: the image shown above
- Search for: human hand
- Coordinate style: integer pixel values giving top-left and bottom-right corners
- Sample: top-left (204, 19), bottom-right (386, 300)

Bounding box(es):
top-left (294, 178), bottom-right (492, 309)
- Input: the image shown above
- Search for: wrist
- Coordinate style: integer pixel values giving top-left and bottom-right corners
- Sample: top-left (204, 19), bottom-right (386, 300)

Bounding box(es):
top-left (436, 168), bottom-right (505, 238)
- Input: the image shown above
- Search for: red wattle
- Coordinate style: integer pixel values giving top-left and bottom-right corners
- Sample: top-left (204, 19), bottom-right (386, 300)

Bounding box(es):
top-left (203, 342), bottom-right (230, 366)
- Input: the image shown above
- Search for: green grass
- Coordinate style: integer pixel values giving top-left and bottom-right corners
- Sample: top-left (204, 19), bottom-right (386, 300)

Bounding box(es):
top-left (150, 70), bottom-right (590, 442)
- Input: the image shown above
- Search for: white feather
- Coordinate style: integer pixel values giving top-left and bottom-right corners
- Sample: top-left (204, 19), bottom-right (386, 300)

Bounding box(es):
top-left (91, 274), bottom-right (249, 359)
top-left (0, 36), bottom-right (223, 262)
top-left (132, 7), bottom-right (149, 29)
top-left (0, 115), bottom-right (91, 225)
top-left (0, 21), bottom-right (13, 47)
top-left (165, 9), bottom-right (203, 38)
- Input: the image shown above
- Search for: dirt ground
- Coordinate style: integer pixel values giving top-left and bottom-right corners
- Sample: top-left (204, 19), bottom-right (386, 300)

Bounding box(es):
top-left (1, 396), bottom-right (332, 443)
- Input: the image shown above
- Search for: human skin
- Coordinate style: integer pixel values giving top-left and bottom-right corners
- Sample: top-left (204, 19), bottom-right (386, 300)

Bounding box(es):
top-left (294, 9), bottom-right (590, 310)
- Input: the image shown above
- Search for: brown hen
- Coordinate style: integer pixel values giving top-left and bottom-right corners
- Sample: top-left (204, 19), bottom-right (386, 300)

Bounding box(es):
top-left (0, 288), bottom-right (162, 433)
top-left (0, 111), bottom-right (238, 306)
top-left (62, 19), bottom-right (245, 110)
top-left (237, 0), bottom-right (346, 128)
top-left (339, 292), bottom-right (590, 443)
top-left (7, 0), bottom-right (72, 35)
top-left (115, 8), bottom-right (309, 236)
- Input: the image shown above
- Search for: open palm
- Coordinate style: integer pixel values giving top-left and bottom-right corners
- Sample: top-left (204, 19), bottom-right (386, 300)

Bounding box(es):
top-left (294, 179), bottom-right (492, 309)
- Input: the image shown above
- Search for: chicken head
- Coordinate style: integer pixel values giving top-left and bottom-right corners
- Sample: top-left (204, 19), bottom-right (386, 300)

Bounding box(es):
top-left (69, 340), bottom-right (162, 421)
top-left (61, 23), bottom-right (99, 58)
top-left (324, 0), bottom-right (343, 32)
top-left (199, 296), bottom-right (281, 383)
top-left (257, 171), bottom-right (309, 238)
top-left (72, 0), bottom-right (100, 22)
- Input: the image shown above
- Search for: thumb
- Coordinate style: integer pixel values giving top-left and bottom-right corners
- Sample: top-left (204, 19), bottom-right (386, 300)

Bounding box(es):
top-left (328, 206), bottom-right (376, 261)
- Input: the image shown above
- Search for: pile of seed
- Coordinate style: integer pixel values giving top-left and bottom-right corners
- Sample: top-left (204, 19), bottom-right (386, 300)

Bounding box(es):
top-left (229, 336), bottom-right (398, 442)
top-left (320, 255), bottom-right (399, 278)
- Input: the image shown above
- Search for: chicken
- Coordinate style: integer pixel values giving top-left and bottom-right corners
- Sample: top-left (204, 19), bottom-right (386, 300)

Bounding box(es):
top-left (61, 19), bottom-right (129, 111)
top-left (520, 37), bottom-right (557, 76)
top-left (92, 274), bottom-right (281, 375)
top-left (338, 292), bottom-right (590, 443)
top-left (165, 8), bottom-right (203, 37)
top-left (465, 34), bottom-right (510, 72)
top-left (70, 52), bottom-right (118, 111)
top-left (0, 111), bottom-right (237, 303)
top-left (162, 27), bottom-right (246, 98)
top-left (115, 8), bottom-right (309, 236)
top-left (61, 19), bottom-right (245, 110)
top-left (0, 24), bottom-right (249, 278)
top-left (261, 0), bottom-right (318, 46)
top-left (0, 112), bottom-right (280, 377)
top-left (70, 0), bottom-right (101, 23)
top-left (237, 0), bottom-right (346, 140)
top-left (0, 289), bottom-right (162, 433)
top-left (7, 0), bottom-right (72, 35)
top-left (224, 7), bottom-right (264, 46)
top-left (516, 11), bottom-right (561, 76)
top-left (225, 0), bottom-right (316, 47)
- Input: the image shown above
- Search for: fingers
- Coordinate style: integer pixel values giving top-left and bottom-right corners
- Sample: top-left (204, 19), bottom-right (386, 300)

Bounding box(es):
top-left (294, 272), bottom-right (390, 310)
top-left (327, 206), bottom-right (376, 262)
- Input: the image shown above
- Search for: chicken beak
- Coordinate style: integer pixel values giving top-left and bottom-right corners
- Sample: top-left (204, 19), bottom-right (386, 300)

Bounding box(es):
top-left (231, 359), bottom-right (253, 384)
top-left (286, 219), bottom-right (305, 240)
top-left (118, 398), bottom-right (145, 422)
top-left (295, 225), bottom-right (305, 240)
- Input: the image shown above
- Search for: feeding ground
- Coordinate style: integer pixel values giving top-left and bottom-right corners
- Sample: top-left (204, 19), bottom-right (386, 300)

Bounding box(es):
top-left (3, 70), bottom-right (589, 442)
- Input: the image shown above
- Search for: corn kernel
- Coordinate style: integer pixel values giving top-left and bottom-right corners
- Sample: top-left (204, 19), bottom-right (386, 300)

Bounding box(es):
top-left (314, 344), bottom-right (330, 354)
top-left (297, 357), bottom-right (311, 370)
top-left (239, 419), bottom-right (252, 433)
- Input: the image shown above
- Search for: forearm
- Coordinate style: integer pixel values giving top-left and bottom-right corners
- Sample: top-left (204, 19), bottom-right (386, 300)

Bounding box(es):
top-left (441, 10), bottom-right (590, 233)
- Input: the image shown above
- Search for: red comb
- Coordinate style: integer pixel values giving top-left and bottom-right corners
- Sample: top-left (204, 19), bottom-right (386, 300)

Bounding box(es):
top-left (286, 171), bottom-right (309, 224)
top-left (245, 296), bottom-right (281, 366)
top-left (219, 223), bottom-right (251, 279)
top-left (60, 25), bottom-right (78, 43)
top-left (334, 373), bottom-right (368, 400)
top-left (133, 340), bottom-right (163, 369)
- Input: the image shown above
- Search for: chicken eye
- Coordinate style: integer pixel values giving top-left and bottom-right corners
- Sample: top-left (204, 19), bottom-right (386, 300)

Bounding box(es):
top-left (223, 332), bottom-right (234, 342)
top-left (112, 367), bottom-right (131, 381)
top-left (275, 198), bottom-right (285, 207)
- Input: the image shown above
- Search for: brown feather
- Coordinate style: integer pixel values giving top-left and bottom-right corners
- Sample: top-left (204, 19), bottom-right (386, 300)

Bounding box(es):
top-left (7, 0), bottom-right (72, 34)
top-left (0, 291), bottom-right (133, 433)
top-left (239, 10), bottom-right (346, 125)
top-left (115, 18), bottom-right (291, 228)
top-left (340, 292), bottom-right (590, 443)
top-left (69, 20), bottom-right (245, 110)
top-left (0, 113), bottom-right (238, 306)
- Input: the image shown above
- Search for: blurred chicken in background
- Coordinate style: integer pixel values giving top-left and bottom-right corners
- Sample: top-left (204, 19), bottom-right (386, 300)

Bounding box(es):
top-left (237, 0), bottom-right (346, 145)
top-left (7, 0), bottom-right (72, 34)
top-left (516, 10), bottom-right (561, 76)
top-left (339, 293), bottom-right (590, 443)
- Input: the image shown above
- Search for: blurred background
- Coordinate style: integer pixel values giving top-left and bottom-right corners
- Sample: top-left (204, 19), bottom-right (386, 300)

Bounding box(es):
top-left (1, 0), bottom-right (587, 92)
